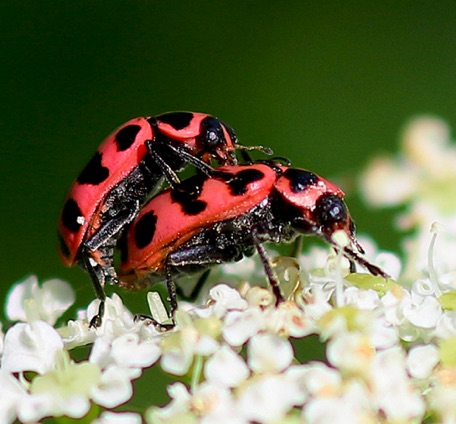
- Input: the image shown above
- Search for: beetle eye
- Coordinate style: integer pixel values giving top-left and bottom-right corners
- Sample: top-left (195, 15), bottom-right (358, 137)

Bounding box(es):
top-left (315, 194), bottom-right (348, 227)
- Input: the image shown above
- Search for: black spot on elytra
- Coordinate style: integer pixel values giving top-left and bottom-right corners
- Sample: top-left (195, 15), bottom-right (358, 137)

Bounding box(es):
top-left (227, 169), bottom-right (264, 195)
top-left (77, 152), bottom-right (109, 185)
top-left (61, 198), bottom-right (83, 233)
top-left (283, 168), bottom-right (318, 192)
top-left (315, 194), bottom-right (347, 226)
top-left (156, 111), bottom-right (194, 130)
top-left (171, 173), bottom-right (208, 215)
top-left (58, 232), bottom-right (71, 257)
top-left (115, 124), bottom-right (142, 151)
top-left (134, 211), bottom-right (158, 249)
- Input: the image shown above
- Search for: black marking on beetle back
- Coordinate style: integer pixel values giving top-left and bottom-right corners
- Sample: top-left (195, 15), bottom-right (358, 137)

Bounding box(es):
top-left (135, 211), bottom-right (158, 249)
top-left (61, 198), bottom-right (83, 233)
top-left (115, 124), bottom-right (141, 151)
top-left (315, 194), bottom-right (347, 226)
top-left (227, 169), bottom-right (264, 196)
top-left (283, 168), bottom-right (319, 193)
top-left (58, 232), bottom-right (71, 258)
top-left (156, 111), bottom-right (194, 130)
top-left (77, 152), bottom-right (109, 185)
top-left (170, 173), bottom-right (209, 215)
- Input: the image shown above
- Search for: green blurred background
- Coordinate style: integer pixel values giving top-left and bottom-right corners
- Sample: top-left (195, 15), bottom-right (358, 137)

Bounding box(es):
top-left (2, 2), bottom-right (456, 314)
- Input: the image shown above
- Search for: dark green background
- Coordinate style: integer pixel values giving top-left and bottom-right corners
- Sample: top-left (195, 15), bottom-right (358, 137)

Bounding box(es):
top-left (2, 2), bottom-right (456, 312)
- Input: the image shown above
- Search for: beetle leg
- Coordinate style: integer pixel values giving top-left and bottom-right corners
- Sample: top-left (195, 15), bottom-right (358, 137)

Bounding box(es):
top-left (81, 253), bottom-right (106, 328)
top-left (251, 227), bottom-right (285, 305)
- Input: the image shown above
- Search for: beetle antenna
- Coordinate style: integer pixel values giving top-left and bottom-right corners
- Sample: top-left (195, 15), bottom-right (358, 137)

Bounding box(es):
top-left (320, 231), bottom-right (390, 279)
top-left (342, 245), bottom-right (390, 278)
top-left (234, 143), bottom-right (274, 156)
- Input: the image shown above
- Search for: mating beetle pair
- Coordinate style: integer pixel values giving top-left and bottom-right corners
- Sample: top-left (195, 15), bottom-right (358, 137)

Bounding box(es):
top-left (58, 111), bottom-right (388, 328)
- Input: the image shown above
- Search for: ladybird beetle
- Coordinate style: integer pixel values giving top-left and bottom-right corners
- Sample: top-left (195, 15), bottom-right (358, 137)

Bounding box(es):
top-left (58, 111), bottom-right (271, 326)
top-left (119, 162), bottom-right (389, 329)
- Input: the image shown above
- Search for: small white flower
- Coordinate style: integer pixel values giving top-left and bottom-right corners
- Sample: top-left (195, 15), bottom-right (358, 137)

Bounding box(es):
top-left (369, 347), bottom-right (425, 421)
top-left (327, 332), bottom-right (374, 375)
top-left (368, 315), bottom-right (398, 349)
top-left (191, 382), bottom-right (236, 422)
top-left (374, 252), bottom-right (402, 280)
top-left (343, 286), bottom-right (380, 310)
top-left (434, 311), bottom-right (456, 339)
top-left (2, 321), bottom-right (63, 374)
top-left (264, 303), bottom-right (313, 338)
top-left (381, 285), bottom-right (407, 325)
top-left (90, 332), bottom-right (160, 375)
top-left (206, 284), bottom-right (248, 318)
top-left (303, 381), bottom-right (373, 424)
top-left (299, 362), bottom-right (342, 397)
top-left (204, 344), bottom-right (249, 388)
top-left (147, 382), bottom-right (192, 421)
top-left (87, 294), bottom-right (139, 339)
top-left (360, 155), bottom-right (417, 206)
top-left (222, 307), bottom-right (265, 346)
top-left (237, 373), bottom-right (301, 422)
top-left (247, 333), bottom-right (294, 374)
top-left (413, 278), bottom-right (437, 297)
top-left (0, 370), bottom-right (28, 424)
top-left (26, 350), bottom-right (101, 420)
top-left (91, 364), bottom-right (134, 408)
top-left (160, 311), bottom-right (220, 376)
top-left (402, 294), bottom-right (442, 329)
top-left (300, 285), bottom-right (332, 320)
top-left (406, 344), bottom-right (439, 379)
top-left (6, 275), bottom-right (74, 325)
top-left (429, 372), bottom-right (456, 423)
top-left (92, 411), bottom-right (142, 424)
top-left (58, 318), bottom-right (95, 349)
top-left (298, 245), bottom-right (342, 273)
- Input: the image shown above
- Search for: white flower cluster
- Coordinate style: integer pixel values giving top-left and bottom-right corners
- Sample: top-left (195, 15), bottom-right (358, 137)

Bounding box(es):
top-left (361, 116), bottom-right (456, 281)
top-left (1, 238), bottom-right (456, 424)
top-left (2, 116), bottom-right (456, 423)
